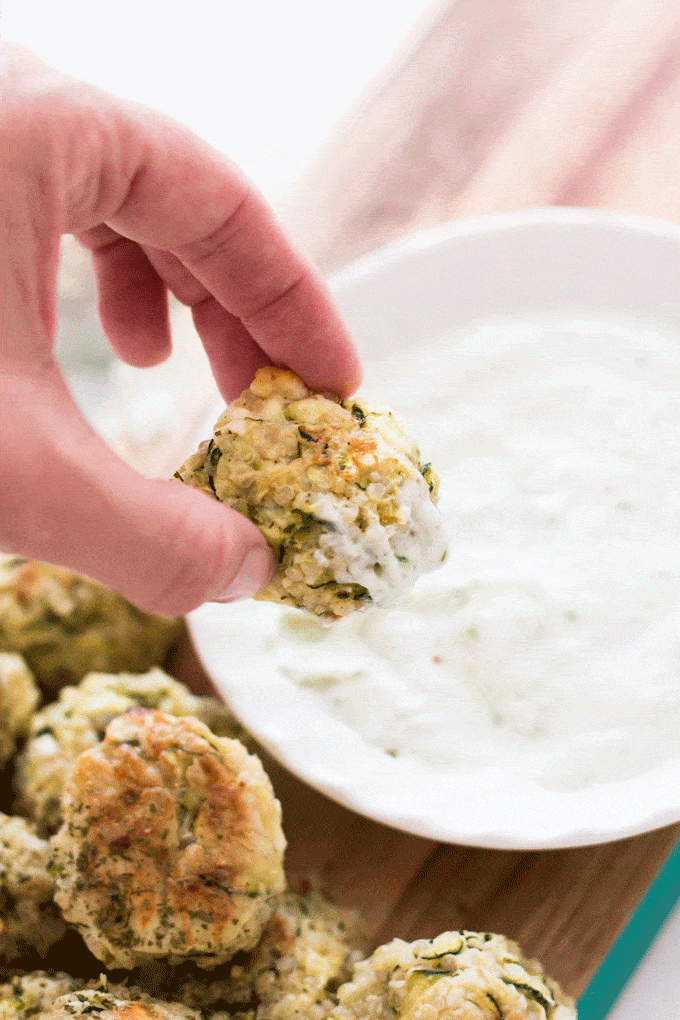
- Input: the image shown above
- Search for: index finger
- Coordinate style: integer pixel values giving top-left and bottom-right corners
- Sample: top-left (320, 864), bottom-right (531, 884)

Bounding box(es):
top-left (3, 44), bottom-right (363, 397)
top-left (101, 105), bottom-right (363, 397)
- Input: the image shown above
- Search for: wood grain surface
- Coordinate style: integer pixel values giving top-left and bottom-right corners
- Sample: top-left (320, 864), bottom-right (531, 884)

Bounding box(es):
top-left (160, 0), bottom-right (680, 1001)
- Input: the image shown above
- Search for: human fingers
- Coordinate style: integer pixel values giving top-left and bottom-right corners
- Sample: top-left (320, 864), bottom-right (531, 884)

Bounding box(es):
top-left (81, 233), bottom-right (272, 398)
top-left (107, 174), bottom-right (363, 397)
top-left (81, 226), bottom-right (172, 368)
top-left (130, 245), bottom-right (275, 399)
top-left (1, 367), bottom-right (275, 616)
top-left (191, 300), bottom-right (274, 400)
top-left (99, 148), bottom-right (362, 395)
top-left (1, 48), bottom-right (275, 612)
top-left (163, 191), bottom-right (363, 398)
top-left (4, 47), bottom-right (362, 396)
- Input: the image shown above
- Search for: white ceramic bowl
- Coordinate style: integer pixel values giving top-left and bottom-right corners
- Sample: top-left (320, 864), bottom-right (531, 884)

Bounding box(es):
top-left (189, 207), bottom-right (680, 849)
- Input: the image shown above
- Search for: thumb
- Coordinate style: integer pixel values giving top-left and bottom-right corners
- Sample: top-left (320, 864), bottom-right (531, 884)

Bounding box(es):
top-left (1, 372), bottom-right (274, 616)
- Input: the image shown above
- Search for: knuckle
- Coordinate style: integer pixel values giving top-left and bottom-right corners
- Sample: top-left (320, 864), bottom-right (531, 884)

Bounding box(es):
top-left (242, 272), bottom-right (307, 327)
top-left (3, 75), bottom-right (82, 166)
top-left (173, 190), bottom-right (252, 269)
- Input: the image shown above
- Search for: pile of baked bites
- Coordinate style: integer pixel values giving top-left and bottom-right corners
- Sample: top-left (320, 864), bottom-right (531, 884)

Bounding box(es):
top-left (0, 557), bottom-right (575, 1020)
top-left (0, 374), bottom-right (575, 1018)
top-left (175, 369), bottom-right (447, 622)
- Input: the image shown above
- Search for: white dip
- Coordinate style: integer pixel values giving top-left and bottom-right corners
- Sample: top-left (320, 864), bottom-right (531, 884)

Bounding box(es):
top-left (222, 315), bottom-right (680, 792)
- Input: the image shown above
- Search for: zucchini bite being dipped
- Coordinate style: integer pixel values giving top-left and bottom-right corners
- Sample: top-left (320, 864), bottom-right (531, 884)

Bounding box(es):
top-left (175, 368), bottom-right (446, 622)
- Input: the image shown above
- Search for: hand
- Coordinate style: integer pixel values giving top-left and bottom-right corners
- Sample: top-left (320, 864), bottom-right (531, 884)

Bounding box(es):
top-left (0, 44), bottom-right (362, 615)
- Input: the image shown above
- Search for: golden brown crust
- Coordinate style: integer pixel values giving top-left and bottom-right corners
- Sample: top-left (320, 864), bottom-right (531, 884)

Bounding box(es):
top-left (51, 710), bottom-right (286, 969)
top-left (16, 667), bottom-right (249, 836)
top-left (175, 368), bottom-right (445, 621)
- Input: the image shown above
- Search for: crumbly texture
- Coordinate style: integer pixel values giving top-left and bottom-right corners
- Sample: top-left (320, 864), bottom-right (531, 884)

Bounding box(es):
top-left (44, 979), bottom-right (203, 1020)
top-left (331, 932), bottom-right (576, 1020)
top-left (0, 813), bottom-right (66, 961)
top-left (0, 974), bottom-right (204, 1020)
top-left (227, 890), bottom-right (365, 1020)
top-left (175, 368), bottom-right (446, 622)
top-left (16, 667), bottom-right (248, 836)
top-left (0, 559), bottom-right (181, 691)
top-left (147, 890), bottom-right (365, 1020)
top-left (0, 654), bottom-right (40, 768)
top-left (0, 972), bottom-right (82, 1020)
top-left (51, 710), bottom-right (286, 969)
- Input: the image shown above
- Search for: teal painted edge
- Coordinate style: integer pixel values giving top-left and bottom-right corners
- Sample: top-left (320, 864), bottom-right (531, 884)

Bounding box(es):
top-left (577, 838), bottom-right (680, 1019)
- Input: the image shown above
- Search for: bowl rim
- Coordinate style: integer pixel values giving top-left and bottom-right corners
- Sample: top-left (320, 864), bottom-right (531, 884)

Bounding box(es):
top-left (189, 206), bottom-right (680, 849)
top-left (328, 205), bottom-right (680, 292)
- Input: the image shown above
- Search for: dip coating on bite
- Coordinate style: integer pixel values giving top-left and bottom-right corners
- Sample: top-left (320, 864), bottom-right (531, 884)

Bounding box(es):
top-left (331, 932), bottom-right (575, 1020)
top-left (0, 973), bottom-right (82, 1020)
top-left (0, 653), bottom-right (39, 767)
top-left (158, 890), bottom-right (365, 1020)
top-left (0, 559), bottom-right (181, 691)
top-left (51, 709), bottom-right (286, 969)
top-left (0, 813), bottom-right (66, 961)
top-left (17, 667), bottom-right (247, 835)
top-left (175, 368), bottom-right (446, 621)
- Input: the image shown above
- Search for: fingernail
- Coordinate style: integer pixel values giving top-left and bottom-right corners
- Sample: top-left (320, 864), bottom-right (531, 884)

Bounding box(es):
top-left (212, 545), bottom-right (275, 603)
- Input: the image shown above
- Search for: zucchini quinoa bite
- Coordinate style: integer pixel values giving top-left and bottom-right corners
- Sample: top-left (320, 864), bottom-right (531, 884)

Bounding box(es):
top-left (0, 973), bottom-right (82, 1020)
top-left (41, 980), bottom-right (203, 1020)
top-left (0, 559), bottom-right (181, 691)
top-left (0, 812), bottom-right (66, 961)
top-left (330, 932), bottom-right (575, 1020)
top-left (50, 709), bottom-right (286, 969)
top-left (150, 889), bottom-right (365, 1020)
top-left (0, 974), bottom-right (203, 1020)
top-left (175, 368), bottom-right (447, 622)
top-left (226, 889), bottom-right (365, 1020)
top-left (0, 653), bottom-right (40, 768)
top-left (16, 666), bottom-right (248, 836)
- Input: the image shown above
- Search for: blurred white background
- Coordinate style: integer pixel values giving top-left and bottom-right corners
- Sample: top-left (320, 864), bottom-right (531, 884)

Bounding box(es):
top-left (4, 0), bottom-right (432, 197)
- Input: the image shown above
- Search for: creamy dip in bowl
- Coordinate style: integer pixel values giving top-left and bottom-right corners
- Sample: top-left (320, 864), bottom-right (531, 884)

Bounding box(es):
top-left (189, 208), bottom-right (680, 848)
